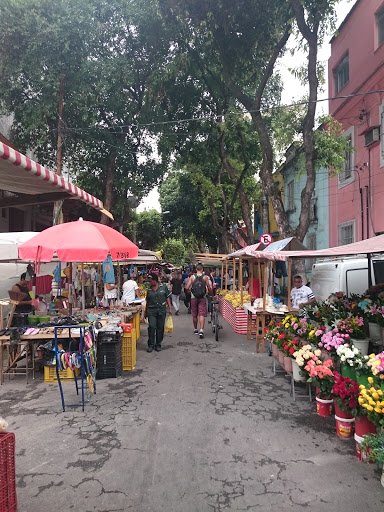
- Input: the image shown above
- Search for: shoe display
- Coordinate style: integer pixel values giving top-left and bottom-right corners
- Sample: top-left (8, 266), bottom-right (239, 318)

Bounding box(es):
top-left (147, 346), bottom-right (154, 353)
top-left (155, 345), bottom-right (162, 352)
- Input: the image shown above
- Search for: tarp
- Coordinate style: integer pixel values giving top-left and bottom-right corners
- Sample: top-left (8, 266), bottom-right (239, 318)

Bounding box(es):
top-left (248, 233), bottom-right (384, 261)
top-left (0, 141), bottom-right (112, 219)
top-left (228, 243), bottom-right (264, 258)
top-left (263, 237), bottom-right (307, 252)
top-left (0, 232), bottom-right (38, 261)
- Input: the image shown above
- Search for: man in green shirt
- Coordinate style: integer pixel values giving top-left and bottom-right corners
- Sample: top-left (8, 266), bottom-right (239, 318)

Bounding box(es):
top-left (144, 272), bottom-right (172, 352)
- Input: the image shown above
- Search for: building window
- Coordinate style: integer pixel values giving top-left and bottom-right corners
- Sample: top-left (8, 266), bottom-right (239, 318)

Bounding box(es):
top-left (338, 127), bottom-right (354, 187)
top-left (377, 6), bottom-right (384, 46)
top-left (334, 54), bottom-right (349, 93)
top-left (339, 220), bottom-right (355, 246)
top-left (287, 180), bottom-right (294, 211)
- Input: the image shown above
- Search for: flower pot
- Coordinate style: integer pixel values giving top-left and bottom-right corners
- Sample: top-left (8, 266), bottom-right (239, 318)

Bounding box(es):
top-left (335, 415), bottom-right (354, 439)
top-left (340, 364), bottom-right (357, 381)
top-left (354, 433), bottom-right (374, 463)
top-left (278, 351), bottom-right (284, 365)
top-left (350, 338), bottom-right (370, 356)
top-left (272, 344), bottom-right (279, 357)
top-left (334, 401), bottom-right (354, 419)
top-left (316, 396), bottom-right (333, 417)
top-left (292, 360), bottom-right (306, 382)
top-left (283, 356), bottom-right (293, 373)
top-left (368, 322), bottom-right (381, 341)
top-left (354, 415), bottom-right (377, 437)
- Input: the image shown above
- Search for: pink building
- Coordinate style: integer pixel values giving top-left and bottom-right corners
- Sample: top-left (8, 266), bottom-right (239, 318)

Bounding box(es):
top-left (328, 0), bottom-right (384, 246)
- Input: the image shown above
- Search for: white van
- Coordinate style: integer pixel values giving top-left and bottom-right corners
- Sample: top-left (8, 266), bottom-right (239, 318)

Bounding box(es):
top-left (310, 257), bottom-right (384, 301)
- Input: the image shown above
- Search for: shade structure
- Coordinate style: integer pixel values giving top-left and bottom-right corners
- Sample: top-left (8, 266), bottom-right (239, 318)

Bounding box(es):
top-left (18, 220), bottom-right (139, 263)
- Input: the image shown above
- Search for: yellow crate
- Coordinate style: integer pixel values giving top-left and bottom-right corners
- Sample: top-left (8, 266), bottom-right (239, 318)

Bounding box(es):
top-left (122, 333), bottom-right (136, 371)
top-left (133, 312), bottom-right (140, 338)
top-left (44, 365), bottom-right (81, 383)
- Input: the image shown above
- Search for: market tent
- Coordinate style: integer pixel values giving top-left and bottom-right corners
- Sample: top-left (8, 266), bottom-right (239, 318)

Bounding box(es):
top-left (0, 141), bottom-right (112, 219)
top-left (248, 233), bottom-right (384, 261)
top-left (125, 249), bottom-right (160, 264)
top-left (227, 243), bottom-right (264, 258)
top-left (0, 232), bottom-right (40, 261)
top-left (263, 237), bottom-right (308, 252)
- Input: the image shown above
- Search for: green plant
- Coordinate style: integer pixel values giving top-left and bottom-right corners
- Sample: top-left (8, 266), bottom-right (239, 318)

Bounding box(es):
top-left (360, 430), bottom-right (384, 466)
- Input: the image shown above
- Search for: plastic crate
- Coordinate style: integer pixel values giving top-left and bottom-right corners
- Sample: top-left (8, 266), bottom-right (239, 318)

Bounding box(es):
top-left (44, 365), bottom-right (81, 383)
top-left (0, 432), bottom-right (17, 512)
top-left (122, 333), bottom-right (136, 371)
top-left (97, 339), bottom-right (122, 379)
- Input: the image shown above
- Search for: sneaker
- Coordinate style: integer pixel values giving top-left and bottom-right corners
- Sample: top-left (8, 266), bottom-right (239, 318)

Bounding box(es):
top-left (147, 346), bottom-right (154, 353)
top-left (155, 345), bottom-right (162, 352)
top-left (175, 310), bottom-right (179, 316)
top-left (199, 330), bottom-right (204, 339)
top-left (194, 329), bottom-right (199, 335)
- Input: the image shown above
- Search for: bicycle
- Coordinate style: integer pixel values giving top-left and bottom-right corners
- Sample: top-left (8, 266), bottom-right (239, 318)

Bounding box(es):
top-left (210, 298), bottom-right (222, 341)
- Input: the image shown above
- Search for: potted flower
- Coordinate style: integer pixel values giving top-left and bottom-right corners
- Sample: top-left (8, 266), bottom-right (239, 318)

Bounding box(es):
top-left (332, 372), bottom-right (359, 438)
top-left (265, 319), bottom-right (284, 358)
top-left (360, 431), bottom-right (384, 486)
top-left (336, 343), bottom-right (370, 381)
top-left (367, 351), bottom-right (384, 383)
top-left (337, 316), bottom-right (369, 355)
top-left (304, 357), bottom-right (334, 416)
top-left (280, 338), bottom-right (300, 373)
top-left (319, 329), bottom-right (350, 360)
top-left (356, 377), bottom-right (384, 436)
top-left (292, 344), bottom-right (321, 382)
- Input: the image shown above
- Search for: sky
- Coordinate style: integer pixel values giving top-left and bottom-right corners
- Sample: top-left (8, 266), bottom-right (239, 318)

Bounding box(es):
top-left (137, 0), bottom-right (355, 213)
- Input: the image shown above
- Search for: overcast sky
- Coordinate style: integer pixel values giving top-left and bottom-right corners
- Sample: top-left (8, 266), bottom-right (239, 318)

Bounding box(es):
top-left (137, 0), bottom-right (355, 213)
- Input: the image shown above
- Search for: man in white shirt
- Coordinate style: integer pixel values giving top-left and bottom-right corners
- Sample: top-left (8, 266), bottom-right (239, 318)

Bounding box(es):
top-left (290, 275), bottom-right (315, 310)
top-left (122, 274), bottom-right (140, 305)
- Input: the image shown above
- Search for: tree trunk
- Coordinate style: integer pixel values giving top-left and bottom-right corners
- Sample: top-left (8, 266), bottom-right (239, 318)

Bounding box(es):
top-left (100, 153), bottom-right (116, 225)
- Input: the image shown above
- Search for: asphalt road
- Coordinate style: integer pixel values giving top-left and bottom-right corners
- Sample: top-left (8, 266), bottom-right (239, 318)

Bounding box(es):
top-left (1, 306), bottom-right (383, 512)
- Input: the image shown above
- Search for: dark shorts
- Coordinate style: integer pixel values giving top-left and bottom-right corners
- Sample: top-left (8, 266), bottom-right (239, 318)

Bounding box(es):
top-left (191, 297), bottom-right (207, 317)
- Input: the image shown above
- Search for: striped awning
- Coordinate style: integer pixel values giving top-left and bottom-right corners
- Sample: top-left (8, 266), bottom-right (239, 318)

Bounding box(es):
top-left (227, 243), bottom-right (264, 258)
top-left (0, 141), bottom-right (112, 219)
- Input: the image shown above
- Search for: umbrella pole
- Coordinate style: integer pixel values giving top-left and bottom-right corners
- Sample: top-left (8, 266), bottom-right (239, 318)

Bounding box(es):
top-left (81, 263), bottom-right (85, 315)
top-left (68, 263), bottom-right (73, 315)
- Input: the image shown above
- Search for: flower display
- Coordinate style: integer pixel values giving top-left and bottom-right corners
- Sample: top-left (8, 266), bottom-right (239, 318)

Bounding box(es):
top-left (358, 378), bottom-right (384, 428)
top-left (367, 352), bottom-right (384, 378)
top-left (332, 372), bottom-right (360, 416)
top-left (293, 344), bottom-right (321, 367)
top-left (336, 343), bottom-right (369, 371)
top-left (281, 338), bottom-right (300, 358)
top-left (336, 316), bottom-right (367, 340)
top-left (304, 357), bottom-right (334, 399)
top-left (319, 329), bottom-right (350, 355)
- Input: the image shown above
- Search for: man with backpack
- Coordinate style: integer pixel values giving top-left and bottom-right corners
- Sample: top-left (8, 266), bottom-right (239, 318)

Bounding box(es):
top-left (185, 263), bottom-right (212, 339)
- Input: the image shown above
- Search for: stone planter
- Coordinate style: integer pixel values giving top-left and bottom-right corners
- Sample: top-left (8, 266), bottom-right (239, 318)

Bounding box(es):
top-left (292, 360), bottom-right (306, 382)
top-left (283, 356), bottom-right (293, 373)
top-left (368, 322), bottom-right (381, 341)
top-left (351, 338), bottom-right (370, 356)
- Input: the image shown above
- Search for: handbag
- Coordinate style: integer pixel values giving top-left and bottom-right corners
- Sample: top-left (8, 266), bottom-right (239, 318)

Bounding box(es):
top-left (164, 315), bottom-right (173, 333)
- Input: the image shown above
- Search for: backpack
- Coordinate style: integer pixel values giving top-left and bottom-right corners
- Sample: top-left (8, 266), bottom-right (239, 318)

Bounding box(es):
top-left (191, 274), bottom-right (206, 299)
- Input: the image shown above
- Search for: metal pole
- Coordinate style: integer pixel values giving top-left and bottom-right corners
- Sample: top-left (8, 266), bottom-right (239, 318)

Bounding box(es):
top-left (81, 263), bottom-right (85, 315)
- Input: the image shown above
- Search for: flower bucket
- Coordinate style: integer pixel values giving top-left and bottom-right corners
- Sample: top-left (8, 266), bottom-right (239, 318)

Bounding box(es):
top-left (354, 415), bottom-right (377, 437)
top-left (292, 360), bottom-right (306, 382)
top-left (335, 415), bottom-right (354, 439)
top-left (356, 374), bottom-right (371, 389)
top-left (316, 396), bottom-right (333, 417)
top-left (283, 356), bottom-right (293, 373)
top-left (278, 351), bottom-right (284, 365)
top-left (350, 338), bottom-right (370, 356)
top-left (368, 322), bottom-right (381, 341)
top-left (272, 344), bottom-right (279, 357)
top-left (340, 364), bottom-right (357, 381)
top-left (354, 433), bottom-right (373, 463)
top-left (334, 401), bottom-right (354, 419)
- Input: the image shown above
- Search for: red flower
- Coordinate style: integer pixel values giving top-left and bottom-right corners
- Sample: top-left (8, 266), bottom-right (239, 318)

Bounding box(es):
top-left (289, 347), bottom-right (295, 355)
top-left (278, 333), bottom-right (286, 340)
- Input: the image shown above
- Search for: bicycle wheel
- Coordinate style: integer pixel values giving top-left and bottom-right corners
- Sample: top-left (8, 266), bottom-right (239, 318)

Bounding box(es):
top-left (215, 311), bottom-right (219, 342)
top-left (211, 308), bottom-right (216, 333)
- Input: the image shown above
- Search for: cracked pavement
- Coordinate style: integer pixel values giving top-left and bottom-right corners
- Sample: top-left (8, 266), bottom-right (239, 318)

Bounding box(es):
top-left (1, 307), bottom-right (383, 511)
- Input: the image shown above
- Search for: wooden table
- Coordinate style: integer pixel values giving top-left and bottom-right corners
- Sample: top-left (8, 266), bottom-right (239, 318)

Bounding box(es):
top-left (243, 304), bottom-right (286, 353)
top-left (0, 332), bottom-right (81, 385)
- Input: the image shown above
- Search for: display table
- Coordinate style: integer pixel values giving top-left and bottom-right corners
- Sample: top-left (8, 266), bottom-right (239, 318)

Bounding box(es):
top-left (0, 331), bottom-right (81, 385)
top-left (220, 298), bottom-right (249, 335)
top-left (243, 304), bottom-right (285, 353)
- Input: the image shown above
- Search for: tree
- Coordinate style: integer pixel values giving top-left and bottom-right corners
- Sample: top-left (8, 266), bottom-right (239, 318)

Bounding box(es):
top-left (158, 0), bottom-right (343, 250)
top-left (161, 238), bottom-right (186, 266)
top-left (128, 210), bottom-right (163, 251)
top-left (0, 0), bottom-right (169, 230)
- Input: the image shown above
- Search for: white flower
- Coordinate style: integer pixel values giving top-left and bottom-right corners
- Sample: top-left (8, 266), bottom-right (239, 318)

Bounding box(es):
top-left (340, 355), bottom-right (346, 362)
